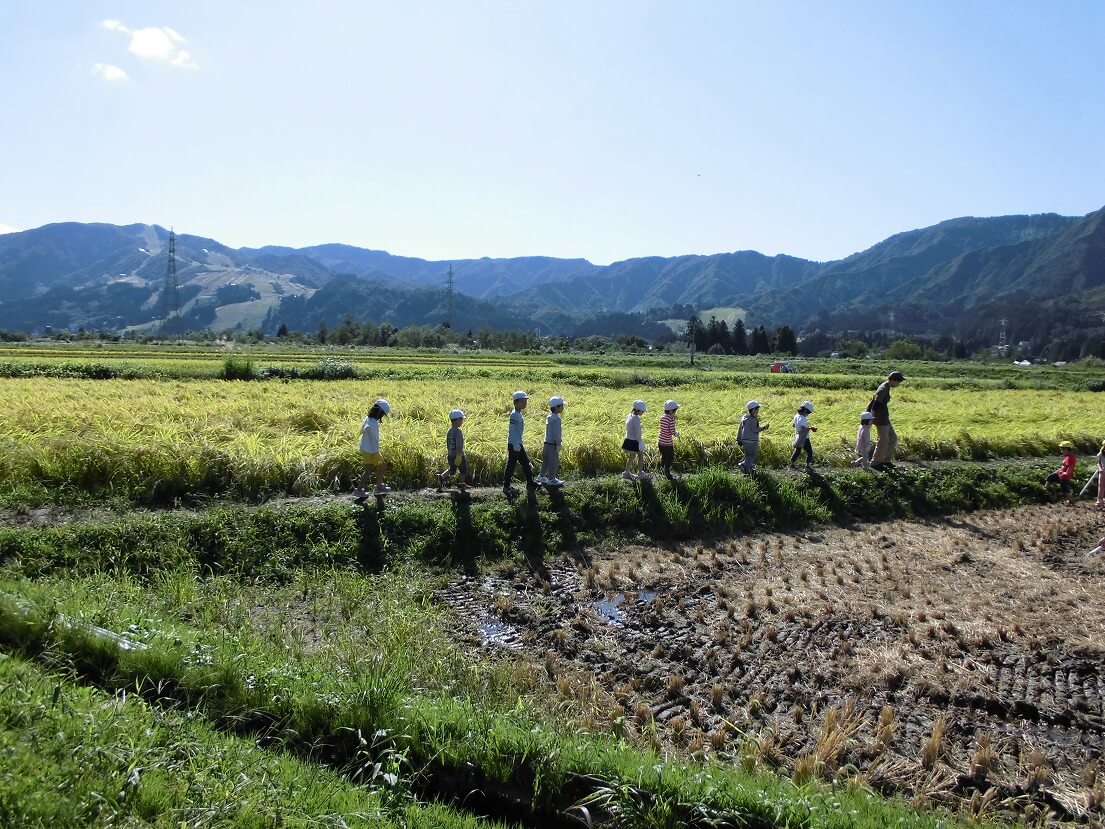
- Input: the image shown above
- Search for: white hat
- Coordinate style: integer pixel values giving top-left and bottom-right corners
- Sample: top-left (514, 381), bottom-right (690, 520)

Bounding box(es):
top-left (449, 409), bottom-right (465, 421)
top-left (859, 411), bottom-right (874, 421)
top-left (511, 390), bottom-right (529, 401)
top-left (664, 399), bottom-right (680, 411)
top-left (746, 400), bottom-right (761, 411)
top-left (374, 398), bottom-right (391, 414)
top-left (632, 400), bottom-right (647, 412)
top-left (548, 395), bottom-right (565, 408)
top-left (799, 400), bottom-right (814, 412)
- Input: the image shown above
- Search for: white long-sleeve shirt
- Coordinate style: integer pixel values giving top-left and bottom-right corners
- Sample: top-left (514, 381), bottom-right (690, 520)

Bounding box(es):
top-left (544, 413), bottom-right (562, 446)
top-left (625, 413), bottom-right (644, 451)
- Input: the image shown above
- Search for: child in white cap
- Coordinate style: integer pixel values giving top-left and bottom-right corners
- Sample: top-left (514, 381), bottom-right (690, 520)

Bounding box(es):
top-left (436, 409), bottom-right (469, 492)
top-left (503, 390), bottom-right (538, 496)
top-left (658, 400), bottom-right (680, 480)
top-left (851, 411), bottom-right (875, 470)
top-left (788, 400), bottom-right (816, 471)
top-left (622, 400), bottom-right (648, 480)
top-left (353, 398), bottom-right (391, 497)
top-left (737, 400), bottom-right (769, 474)
top-left (538, 396), bottom-right (566, 486)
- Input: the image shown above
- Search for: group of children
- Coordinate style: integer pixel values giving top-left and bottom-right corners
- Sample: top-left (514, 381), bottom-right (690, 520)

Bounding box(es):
top-left (353, 391), bottom-right (887, 498)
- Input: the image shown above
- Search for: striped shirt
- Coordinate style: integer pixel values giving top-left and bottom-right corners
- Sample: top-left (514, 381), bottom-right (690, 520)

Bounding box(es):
top-left (658, 412), bottom-right (677, 446)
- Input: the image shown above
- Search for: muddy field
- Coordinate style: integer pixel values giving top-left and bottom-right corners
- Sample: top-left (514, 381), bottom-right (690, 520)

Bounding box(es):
top-left (439, 503), bottom-right (1105, 825)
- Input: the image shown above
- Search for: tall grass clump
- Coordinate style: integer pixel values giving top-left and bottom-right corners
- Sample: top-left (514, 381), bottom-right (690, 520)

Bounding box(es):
top-left (221, 356), bottom-right (256, 380)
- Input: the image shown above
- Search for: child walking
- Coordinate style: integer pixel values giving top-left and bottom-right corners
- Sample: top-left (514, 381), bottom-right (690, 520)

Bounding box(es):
top-left (537, 396), bottom-right (566, 487)
top-left (737, 400), bottom-right (768, 473)
top-left (622, 400), bottom-right (648, 480)
top-left (436, 409), bottom-right (469, 492)
top-left (850, 411), bottom-right (875, 470)
top-left (1045, 440), bottom-right (1077, 499)
top-left (658, 400), bottom-right (680, 480)
top-left (503, 390), bottom-right (538, 496)
top-left (353, 398), bottom-right (391, 497)
top-left (788, 400), bottom-right (816, 470)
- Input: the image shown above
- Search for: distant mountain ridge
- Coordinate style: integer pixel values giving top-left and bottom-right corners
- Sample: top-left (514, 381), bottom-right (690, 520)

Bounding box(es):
top-left (0, 206), bottom-right (1101, 339)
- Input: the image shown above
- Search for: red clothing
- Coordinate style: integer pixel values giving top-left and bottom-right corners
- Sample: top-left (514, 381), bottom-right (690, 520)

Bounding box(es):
top-left (658, 412), bottom-right (676, 446)
top-left (1058, 453), bottom-right (1076, 481)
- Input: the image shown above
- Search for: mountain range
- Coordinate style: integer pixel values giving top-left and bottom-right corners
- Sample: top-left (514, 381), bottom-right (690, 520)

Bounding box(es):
top-left (0, 205), bottom-right (1102, 341)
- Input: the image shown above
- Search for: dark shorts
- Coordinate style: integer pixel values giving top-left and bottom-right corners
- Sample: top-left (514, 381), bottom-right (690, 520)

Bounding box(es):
top-left (622, 438), bottom-right (641, 452)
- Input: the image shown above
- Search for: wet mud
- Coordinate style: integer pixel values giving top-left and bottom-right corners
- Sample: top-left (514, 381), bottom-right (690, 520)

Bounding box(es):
top-left (438, 503), bottom-right (1105, 825)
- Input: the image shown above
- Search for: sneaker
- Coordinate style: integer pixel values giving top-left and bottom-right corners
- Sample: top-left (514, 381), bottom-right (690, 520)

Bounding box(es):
top-left (535, 475), bottom-right (548, 485)
top-left (352, 488), bottom-right (368, 499)
top-left (457, 482), bottom-right (470, 492)
top-left (621, 471), bottom-right (636, 480)
top-left (527, 480), bottom-right (541, 491)
top-left (503, 486), bottom-right (520, 498)
top-left (548, 477), bottom-right (564, 487)
top-left (436, 472), bottom-right (447, 492)
top-left (805, 464), bottom-right (815, 472)
top-left (636, 470), bottom-right (651, 480)
top-left (374, 484), bottom-right (391, 494)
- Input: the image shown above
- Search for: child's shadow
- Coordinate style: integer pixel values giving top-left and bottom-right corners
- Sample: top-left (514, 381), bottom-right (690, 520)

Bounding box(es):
top-left (517, 489), bottom-right (550, 580)
top-left (355, 499), bottom-right (387, 573)
top-left (546, 487), bottom-right (589, 568)
top-left (447, 492), bottom-right (480, 576)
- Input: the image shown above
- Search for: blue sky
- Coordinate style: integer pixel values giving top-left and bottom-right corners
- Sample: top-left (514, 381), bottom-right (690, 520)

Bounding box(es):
top-left (1, 1), bottom-right (1102, 264)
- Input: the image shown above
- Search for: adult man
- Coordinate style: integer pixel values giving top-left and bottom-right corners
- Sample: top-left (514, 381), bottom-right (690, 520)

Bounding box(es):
top-left (868, 370), bottom-right (905, 469)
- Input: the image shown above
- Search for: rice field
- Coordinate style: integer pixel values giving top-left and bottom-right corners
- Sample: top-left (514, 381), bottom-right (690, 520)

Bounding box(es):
top-left (0, 345), bottom-right (1100, 501)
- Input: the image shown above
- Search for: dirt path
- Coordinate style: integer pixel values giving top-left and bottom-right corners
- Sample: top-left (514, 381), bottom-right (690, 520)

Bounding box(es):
top-left (0, 456), bottom-right (1053, 530)
top-left (438, 503), bottom-right (1105, 825)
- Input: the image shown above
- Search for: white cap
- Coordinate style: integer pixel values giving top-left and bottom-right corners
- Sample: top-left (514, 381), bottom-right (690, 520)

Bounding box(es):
top-left (511, 390), bottom-right (529, 401)
top-left (746, 400), bottom-right (761, 411)
top-left (859, 411), bottom-right (874, 421)
top-left (375, 398), bottom-right (390, 414)
top-left (632, 400), bottom-right (647, 412)
top-left (449, 409), bottom-right (465, 421)
top-left (799, 400), bottom-right (814, 413)
top-left (664, 399), bottom-right (680, 411)
top-left (548, 395), bottom-right (565, 408)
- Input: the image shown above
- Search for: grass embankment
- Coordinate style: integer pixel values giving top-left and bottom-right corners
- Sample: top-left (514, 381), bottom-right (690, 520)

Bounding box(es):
top-left (0, 463), bottom-right (1057, 576)
top-left (0, 654), bottom-right (501, 829)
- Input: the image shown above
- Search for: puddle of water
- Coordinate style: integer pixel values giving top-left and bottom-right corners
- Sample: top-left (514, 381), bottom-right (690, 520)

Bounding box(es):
top-left (595, 593), bottom-right (626, 625)
top-left (639, 590), bottom-right (657, 604)
top-left (478, 618), bottom-right (522, 649)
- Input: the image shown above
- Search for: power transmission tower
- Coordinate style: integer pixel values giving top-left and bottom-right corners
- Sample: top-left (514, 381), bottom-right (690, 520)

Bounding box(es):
top-left (998, 318), bottom-right (1008, 355)
top-left (160, 229), bottom-right (183, 337)
top-left (445, 265), bottom-right (455, 328)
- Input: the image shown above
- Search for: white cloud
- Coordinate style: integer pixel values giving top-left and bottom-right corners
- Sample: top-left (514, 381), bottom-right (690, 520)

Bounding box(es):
top-left (92, 62), bottom-right (130, 82)
top-left (0, 224), bottom-right (19, 235)
top-left (100, 19), bottom-right (199, 70)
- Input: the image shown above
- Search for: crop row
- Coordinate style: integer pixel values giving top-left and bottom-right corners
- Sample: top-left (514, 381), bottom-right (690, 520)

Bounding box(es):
top-left (0, 375), bottom-right (1097, 503)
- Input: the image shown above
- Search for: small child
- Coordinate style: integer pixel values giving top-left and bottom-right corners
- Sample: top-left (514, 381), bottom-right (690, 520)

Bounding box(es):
top-left (658, 400), bottom-right (680, 480)
top-left (850, 411), bottom-right (875, 470)
top-left (537, 396), bottom-right (566, 486)
top-left (622, 400), bottom-right (648, 480)
top-left (1045, 440), bottom-right (1076, 498)
top-left (354, 398), bottom-right (391, 497)
top-left (503, 390), bottom-right (538, 496)
top-left (436, 409), bottom-right (469, 492)
top-left (737, 400), bottom-right (768, 474)
top-left (788, 400), bottom-right (817, 470)
top-left (1096, 440), bottom-right (1105, 509)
